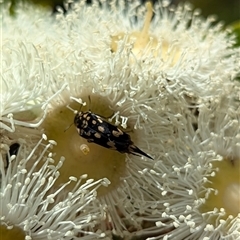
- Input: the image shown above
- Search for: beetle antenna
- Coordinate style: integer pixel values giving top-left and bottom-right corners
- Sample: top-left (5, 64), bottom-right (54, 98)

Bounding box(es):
top-left (88, 95), bottom-right (91, 111)
top-left (64, 122), bottom-right (75, 132)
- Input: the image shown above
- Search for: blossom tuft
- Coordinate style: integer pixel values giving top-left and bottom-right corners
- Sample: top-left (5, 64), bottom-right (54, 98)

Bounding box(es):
top-left (2, 0), bottom-right (240, 239)
top-left (0, 135), bottom-right (108, 239)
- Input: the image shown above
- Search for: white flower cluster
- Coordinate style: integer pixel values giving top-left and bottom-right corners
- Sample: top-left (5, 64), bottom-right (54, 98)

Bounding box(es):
top-left (1, 1), bottom-right (240, 239)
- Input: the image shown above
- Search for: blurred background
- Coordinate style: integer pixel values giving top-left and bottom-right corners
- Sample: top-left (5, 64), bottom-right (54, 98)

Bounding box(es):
top-left (7, 0), bottom-right (240, 25)
top-left (5, 0), bottom-right (240, 44)
top-left (174, 0), bottom-right (239, 25)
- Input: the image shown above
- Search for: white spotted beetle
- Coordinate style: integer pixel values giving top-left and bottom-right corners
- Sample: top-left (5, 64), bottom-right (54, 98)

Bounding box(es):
top-left (74, 98), bottom-right (153, 160)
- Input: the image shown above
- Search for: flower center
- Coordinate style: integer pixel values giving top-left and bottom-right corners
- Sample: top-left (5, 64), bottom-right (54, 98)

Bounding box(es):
top-left (0, 225), bottom-right (25, 240)
top-left (111, 2), bottom-right (158, 57)
top-left (41, 95), bottom-right (127, 196)
top-left (110, 2), bottom-right (181, 65)
top-left (199, 158), bottom-right (240, 227)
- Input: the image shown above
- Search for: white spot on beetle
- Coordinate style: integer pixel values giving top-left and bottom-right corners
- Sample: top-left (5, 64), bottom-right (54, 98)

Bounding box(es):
top-left (94, 132), bottom-right (101, 138)
top-left (98, 126), bottom-right (105, 133)
top-left (112, 130), bottom-right (123, 137)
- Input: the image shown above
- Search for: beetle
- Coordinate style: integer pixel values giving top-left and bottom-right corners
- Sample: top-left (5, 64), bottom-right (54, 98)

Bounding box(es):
top-left (74, 111), bottom-right (153, 160)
